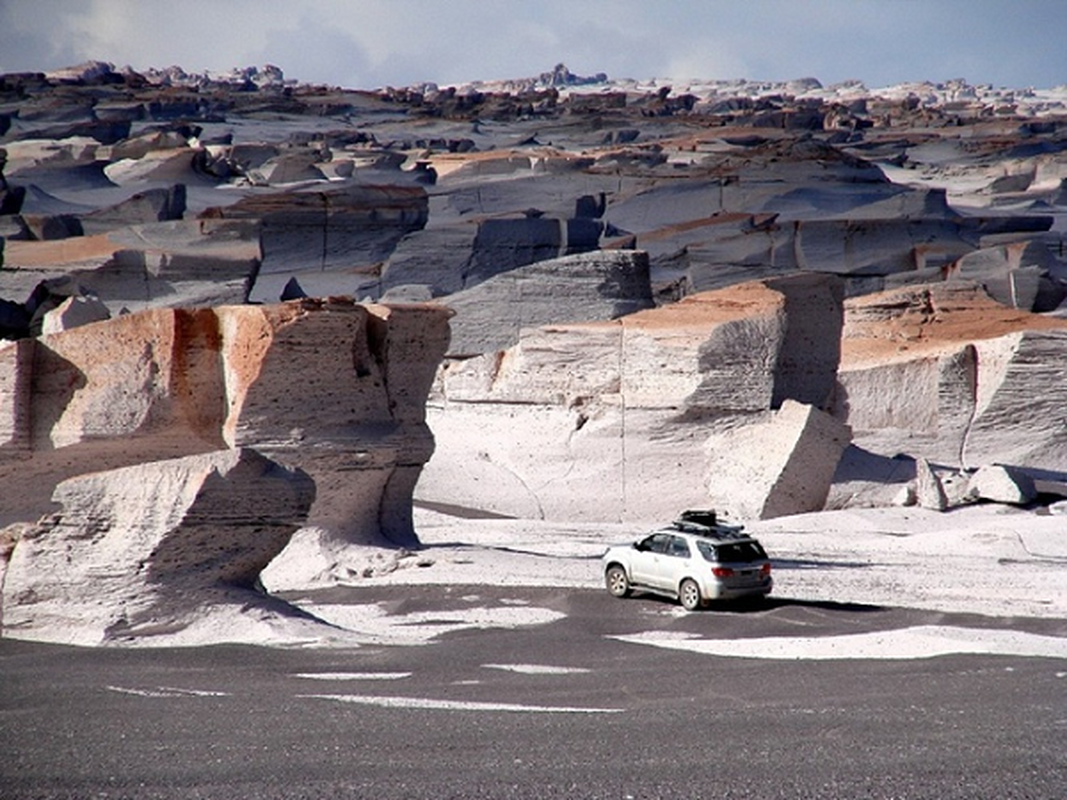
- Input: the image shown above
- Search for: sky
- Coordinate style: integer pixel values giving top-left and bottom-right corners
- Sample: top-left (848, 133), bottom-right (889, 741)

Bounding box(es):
top-left (1, 0), bottom-right (1065, 91)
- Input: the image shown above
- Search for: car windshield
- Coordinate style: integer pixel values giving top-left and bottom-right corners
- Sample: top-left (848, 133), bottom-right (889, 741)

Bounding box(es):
top-left (696, 540), bottom-right (767, 563)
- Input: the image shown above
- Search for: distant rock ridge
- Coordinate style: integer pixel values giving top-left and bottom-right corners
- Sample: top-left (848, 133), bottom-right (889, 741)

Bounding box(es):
top-left (41, 60), bottom-right (294, 90)
top-left (8, 61), bottom-right (1067, 118)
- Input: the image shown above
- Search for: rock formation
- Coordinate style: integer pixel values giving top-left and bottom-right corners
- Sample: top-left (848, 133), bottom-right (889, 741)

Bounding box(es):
top-left (828, 281), bottom-right (1067, 506)
top-left (419, 273), bottom-right (846, 522)
top-left (703, 400), bottom-right (851, 519)
top-left (202, 183), bottom-right (429, 272)
top-left (834, 282), bottom-right (1067, 468)
top-left (0, 298), bottom-right (453, 547)
top-left (1, 449), bottom-right (315, 645)
top-left (3, 61), bottom-right (1067, 646)
top-left (440, 249), bottom-right (655, 356)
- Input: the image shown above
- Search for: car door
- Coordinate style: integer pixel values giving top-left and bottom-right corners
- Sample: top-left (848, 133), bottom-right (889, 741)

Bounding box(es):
top-left (651, 534), bottom-right (692, 591)
top-left (630, 533), bottom-right (669, 586)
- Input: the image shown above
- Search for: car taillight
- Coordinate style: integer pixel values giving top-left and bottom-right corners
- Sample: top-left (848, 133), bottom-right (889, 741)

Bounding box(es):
top-left (760, 563), bottom-right (772, 575)
top-left (712, 567), bottom-right (734, 578)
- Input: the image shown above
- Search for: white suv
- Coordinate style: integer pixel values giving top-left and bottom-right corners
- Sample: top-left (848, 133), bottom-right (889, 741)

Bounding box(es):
top-left (602, 512), bottom-right (772, 610)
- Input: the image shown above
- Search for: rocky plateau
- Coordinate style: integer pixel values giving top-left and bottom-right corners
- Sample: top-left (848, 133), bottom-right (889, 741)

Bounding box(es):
top-left (2, 61), bottom-right (1066, 645)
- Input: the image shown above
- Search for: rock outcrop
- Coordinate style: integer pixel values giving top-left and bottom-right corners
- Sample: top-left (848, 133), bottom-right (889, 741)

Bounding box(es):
top-left (1, 448), bottom-right (315, 646)
top-left (828, 282), bottom-right (1067, 507)
top-left (0, 298), bottom-right (453, 547)
top-left (834, 282), bottom-right (1067, 473)
top-left (379, 212), bottom-right (605, 298)
top-left (703, 400), bottom-right (852, 519)
top-left (440, 249), bottom-right (655, 356)
top-left (418, 274), bottom-right (846, 522)
top-left (202, 184), bottom-right (429, 301)
top-left (1, 219), bottom-right (262, 322)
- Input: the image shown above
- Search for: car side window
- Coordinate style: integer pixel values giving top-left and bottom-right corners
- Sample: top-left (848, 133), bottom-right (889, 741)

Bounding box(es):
top-left (696, 540), bottom-right (717, 562)
top-left (668, 536), bottom-right (691, 558)
top-left (648, 534), bottom-right (670, 554)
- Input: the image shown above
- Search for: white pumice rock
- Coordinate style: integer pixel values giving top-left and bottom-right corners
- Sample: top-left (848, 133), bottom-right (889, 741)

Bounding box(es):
top-left (1, 448), bottom-right (315, 646)
top-left (966, 464), bottom-right (1037, 505)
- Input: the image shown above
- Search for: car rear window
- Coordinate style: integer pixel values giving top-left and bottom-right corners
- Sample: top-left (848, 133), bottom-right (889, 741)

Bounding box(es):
top-left (697, 540), bottom-right (767, 563)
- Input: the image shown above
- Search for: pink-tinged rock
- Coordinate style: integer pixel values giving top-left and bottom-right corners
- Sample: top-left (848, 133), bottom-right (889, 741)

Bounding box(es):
top-left (0, 339), bottom-right (32, 454)
top-left (836, 282), bottom-right (1067, 475)
top-left (0, 299), bottom-right (452, 546)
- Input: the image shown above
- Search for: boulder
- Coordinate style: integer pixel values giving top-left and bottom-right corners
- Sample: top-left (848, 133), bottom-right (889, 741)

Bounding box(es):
top-left (966, 464), bottom-right (1037, 505)
top-left (79, 184), bottom-right (187, 234)
top-left (102, 148), bottom-right (198, 186)
top-left (247, 153), bottom-right (327, 184)
top-left (39, 294), bottom-right (111, 334)
top-left (914, 457), bottom-right (949, 511)
top-left (441, 250), bottom-right (655, 356)
top-left (0, 448), bottom-right (315, 646)
top-left (703, 400), bottom-right (852, 520)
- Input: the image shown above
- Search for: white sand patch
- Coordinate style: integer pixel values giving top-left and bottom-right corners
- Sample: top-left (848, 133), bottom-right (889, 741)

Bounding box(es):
top-left (482, 663), bottom-right (592, 675)
top-left (296, 602), bottom-right (565, 645)
top-left (748, 506), bottom-right (1067, 619)
top-left (612, 625), bottom-right (1067, 661)
top-left (300, 694), bottom-right (623, 713)
top-left (291, 672), bottom-right (412, 681)
top-left (107, 686), bottom-right (230, 698)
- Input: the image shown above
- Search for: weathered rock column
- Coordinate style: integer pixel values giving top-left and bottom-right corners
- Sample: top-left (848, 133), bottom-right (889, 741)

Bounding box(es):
top-left (220, 298), bottom-right (452, 546)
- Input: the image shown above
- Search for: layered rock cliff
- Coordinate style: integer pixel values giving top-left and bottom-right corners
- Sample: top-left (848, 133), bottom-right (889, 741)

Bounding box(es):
top-left (418, 273), bottom-right (847, 521)
top-left (0, 298), bottom-right (452, 543)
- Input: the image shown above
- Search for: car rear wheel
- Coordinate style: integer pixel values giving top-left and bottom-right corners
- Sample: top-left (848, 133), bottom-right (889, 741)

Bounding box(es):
top-left (605, 565), bottom-right (631, 598)
top-left (678, 579), bottom-right (703, 611)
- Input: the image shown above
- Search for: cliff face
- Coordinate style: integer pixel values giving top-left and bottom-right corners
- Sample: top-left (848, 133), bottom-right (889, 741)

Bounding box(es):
top-left (419, 274), bottom-right (848, 522)
top-left (0, 298), bottom-right (453, 543)
top-left (835, 283), bottom-right (1067, 472)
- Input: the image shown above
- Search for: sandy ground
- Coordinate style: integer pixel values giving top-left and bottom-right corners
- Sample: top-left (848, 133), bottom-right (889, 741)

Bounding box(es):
top-left (305, 504), bottom-right (1067, 621)
top-left (253, 502), bottom-right (1067, 660)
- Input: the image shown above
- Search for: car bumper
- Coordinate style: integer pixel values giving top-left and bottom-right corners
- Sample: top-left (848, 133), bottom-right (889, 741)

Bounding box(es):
top-left (705, 577), bottom-right (772, 600)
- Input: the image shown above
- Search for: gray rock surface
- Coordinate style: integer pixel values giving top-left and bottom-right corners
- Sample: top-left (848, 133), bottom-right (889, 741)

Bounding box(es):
top-left (420, 275), bottom-right (847, 521)
top-left (441, 249), bottom-right (654, 356)
top-left (915, 457), bottom-right (949, 511)
top-left (704, 400), bottom-right (852, 519)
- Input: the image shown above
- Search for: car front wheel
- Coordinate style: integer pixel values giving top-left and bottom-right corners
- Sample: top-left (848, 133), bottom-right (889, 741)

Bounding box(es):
top-left (605, 565), bottom-right (631, 598)
top-left (678, 578), bottom-right (703, 611)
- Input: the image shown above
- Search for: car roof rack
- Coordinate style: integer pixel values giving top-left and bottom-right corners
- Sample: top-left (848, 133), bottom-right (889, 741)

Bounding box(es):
top-left (671, 509), bottom-right (748, 539)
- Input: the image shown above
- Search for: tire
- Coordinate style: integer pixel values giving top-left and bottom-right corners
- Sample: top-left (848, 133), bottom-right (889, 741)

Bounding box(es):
top-left (678, 578), bottom-right (703, 611)
top-left (605, 565), bottom-right (631, 598)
